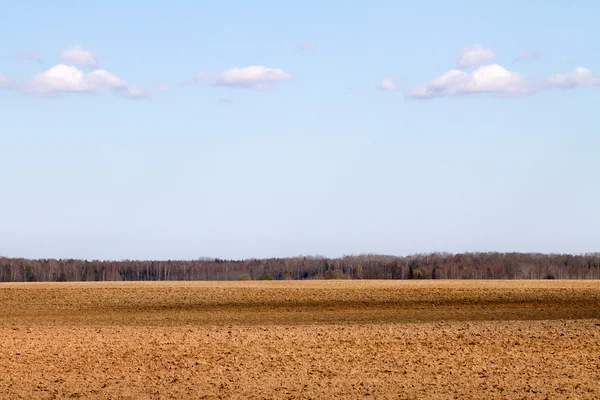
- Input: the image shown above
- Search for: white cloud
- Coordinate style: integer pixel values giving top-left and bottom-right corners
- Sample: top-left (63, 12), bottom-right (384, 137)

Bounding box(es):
top-left (25, 64), bottom-right (148, 98)
top-left (377, 77), bottom-right (399, 91)
top-left (514, 49), bottom-right (542, 63)
top-left (181, 72), bottom-right (209, 86)
top-left (408, 64), bottom-right (533, 99)
top-left (296, 42), bottom-right (316, 51)
top-left (215, 65), bottom-right (292, 90)
top-left (60, 45), bottom-right (98, 68)
top-left (546, 67), bottom-right (600, 89)
top-left (457, 44), bottom-right (496, 69)
top-left (87, 69), bottom-right (128, 88)
top-left (119, 86), bottom-right (149, 98)
top-left (30, 64), bottom-right (90, 93)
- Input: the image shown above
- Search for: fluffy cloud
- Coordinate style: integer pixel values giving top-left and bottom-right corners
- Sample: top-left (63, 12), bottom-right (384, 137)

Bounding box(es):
top-left (30, 64), bottom-right (89, 93)
top-left (457, 44), bottom-right (496, 69)
top-left (25, 64), bottom-right (148, 98)
top-left (377, 77), bottom-right (399, 91)
top-left (215, 65), bottom-right (292, 90)
top-left (60, 45), bottom-right (98, 68)
top-left (408, 64), bottom-right (532, 99)
top-left (87, 69), bottom-right (149, 97)
top-left (546, 67), bottom-right (600, 89)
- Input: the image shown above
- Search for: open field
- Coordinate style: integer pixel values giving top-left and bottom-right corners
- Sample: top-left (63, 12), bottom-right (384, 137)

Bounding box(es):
top-left (1, 280), bottom-right (599, 399)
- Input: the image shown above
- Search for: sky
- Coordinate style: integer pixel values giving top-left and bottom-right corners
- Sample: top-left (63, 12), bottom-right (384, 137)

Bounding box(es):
top-left (1, 0), bottom-right (599, 260)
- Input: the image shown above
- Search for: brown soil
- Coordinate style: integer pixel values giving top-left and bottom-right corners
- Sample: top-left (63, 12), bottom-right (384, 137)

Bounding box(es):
top-left (1, 280), bottom-right (599, 399)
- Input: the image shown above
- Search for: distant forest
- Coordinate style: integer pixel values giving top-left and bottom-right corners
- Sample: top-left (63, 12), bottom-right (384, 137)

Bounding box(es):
top-left (1, 252), bottom-right (600, 282)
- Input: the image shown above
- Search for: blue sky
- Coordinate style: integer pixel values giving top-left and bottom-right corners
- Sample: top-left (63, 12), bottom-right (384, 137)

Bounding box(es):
top-left (1, 0), bottom-right (599, 260)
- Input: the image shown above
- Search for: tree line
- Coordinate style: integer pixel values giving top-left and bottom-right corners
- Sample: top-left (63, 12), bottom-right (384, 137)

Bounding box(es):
top-left (1, 252), bottom-right (599, 282)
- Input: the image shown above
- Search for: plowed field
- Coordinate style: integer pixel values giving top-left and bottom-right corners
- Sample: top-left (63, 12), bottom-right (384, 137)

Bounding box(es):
top-left (1, 280), bottom-right (599, 399)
